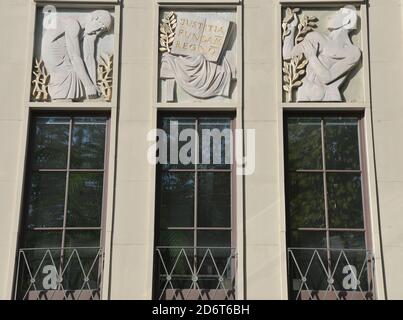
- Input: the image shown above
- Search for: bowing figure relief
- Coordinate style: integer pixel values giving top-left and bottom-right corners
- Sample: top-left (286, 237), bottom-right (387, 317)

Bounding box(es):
top-left (283, 6), bottom-right (362, 102)
top-left (41, 10), bottom-right (113, 101)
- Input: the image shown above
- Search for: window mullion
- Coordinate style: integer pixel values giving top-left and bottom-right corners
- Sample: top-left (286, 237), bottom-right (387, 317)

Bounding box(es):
top-left (321, 118), bottom-right (332, 275)
top-left (61, 118), bottom-right (73, 252)
top-left (193, 118), bottom-right (199, 276)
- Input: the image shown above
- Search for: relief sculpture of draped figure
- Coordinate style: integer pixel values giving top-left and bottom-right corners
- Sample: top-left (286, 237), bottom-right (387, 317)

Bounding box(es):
top-left (158, 11), bottom-right (237, 103)
top-left (32, 8), bottom-right (115, 103)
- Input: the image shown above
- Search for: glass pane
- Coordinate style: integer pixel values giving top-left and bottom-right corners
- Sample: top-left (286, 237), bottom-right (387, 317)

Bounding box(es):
top-left (198, 118), bottom-right (232, 169)
top-left (329, 232), bottom-right (366, 249)
top-left (159, 230), bottom-right (194, 247)
top-left (162, 117), bottom-right (196, 169)
top-left (22, 230), bottom-right (62, 248)
top-left (159, 172), bottom-right (194, 228)
top-left (27, 172), bottom-right (66, 228)
top-left (66, 173), bottom-right (104, 228)
top-left (62, 247), bottom-right (102, 291)
top-left (64, 230), bottom-right (101, 248)
top-left (155, 246), bottom-right (194, 291)
top-left (288, 247), bottom-right (329, 296)
top-left (288, 231), bottom-right (327, 248)
top-left (198, 172), bottom-right (231, 228)
top-left (197, 246), bottom-right (233, 289)
top-left (197, 230), bottom-right (231, 248)
top-left (32, 117), bottom-right (70, 169)
top-left (325, 117), bottom-right (360, 170)
top-left (16, 247), bottom-right (62, 299)
top-left (63, 232), bottom-right (101, 291)
top-left (327, 173), bottom-right (364, 229)
top-left (329, 234), bottom-right (369, 292)
top-left (70, 117), bottom-right (107, 169)
top-left (287, 117), bottom-right (322, 170)
top-left (288, 173), bottom-right (325, 229)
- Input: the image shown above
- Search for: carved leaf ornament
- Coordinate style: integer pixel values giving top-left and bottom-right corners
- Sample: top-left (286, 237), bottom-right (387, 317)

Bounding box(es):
top-left (282, 8), bottom-right (318, 102)
top-left (97, 54), bottom-right (114, 102)
top-left (32, 58), bottom-right (50, 101)
top-left (159, 12), bottom-right (177, 53)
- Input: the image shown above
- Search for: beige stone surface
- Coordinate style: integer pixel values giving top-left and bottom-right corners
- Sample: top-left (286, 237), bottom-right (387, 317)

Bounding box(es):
top-left (0, 0), bottom-right (402, 300)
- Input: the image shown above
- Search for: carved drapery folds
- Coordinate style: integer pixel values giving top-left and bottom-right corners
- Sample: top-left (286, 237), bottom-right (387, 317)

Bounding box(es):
top-left (158, 10), bottom-right (237, 103)
top-left (282, 5), bottom-right (363, 103)
top-left (31, 7), bottom-right (115, 103)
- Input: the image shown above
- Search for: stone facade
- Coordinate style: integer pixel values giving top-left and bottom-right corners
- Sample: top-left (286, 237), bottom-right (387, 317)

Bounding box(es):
top-left (0, 0), bottom-right (401, 300)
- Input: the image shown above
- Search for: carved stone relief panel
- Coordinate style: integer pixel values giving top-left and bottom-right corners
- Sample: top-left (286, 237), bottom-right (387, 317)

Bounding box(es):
top-left (158, 9), bottom-right (237, 104)
top-left (281, 5), bottom-right (364, 103)
top-left (32, 6), bottom-right (115, 103)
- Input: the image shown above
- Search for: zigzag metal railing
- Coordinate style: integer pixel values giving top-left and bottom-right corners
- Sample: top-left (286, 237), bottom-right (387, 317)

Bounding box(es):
top-left (14, 247), bottom-right (104, 300)
top-left (155, 246), bottom-right (237, 300)
top-left (287, 248), bottom-right (375, 300)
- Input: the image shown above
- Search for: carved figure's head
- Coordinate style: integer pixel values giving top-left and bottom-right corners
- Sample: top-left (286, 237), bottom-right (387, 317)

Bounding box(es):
top-left (85, 10), bottom-right (113, 36)
top-left (327, 5), bottom-right (358, 31)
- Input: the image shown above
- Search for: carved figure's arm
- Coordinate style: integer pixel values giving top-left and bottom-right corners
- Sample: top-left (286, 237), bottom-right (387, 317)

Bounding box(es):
top-left (302, 41), bottom-right (361, 84)
top-left (283, 22), bottom-right (305, 60)
top-left (64, 20), bottom-right (98, 97)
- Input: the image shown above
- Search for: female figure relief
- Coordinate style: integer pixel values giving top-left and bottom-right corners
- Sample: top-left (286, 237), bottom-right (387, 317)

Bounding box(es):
top-left (283, 6), bottom-right (362, 102)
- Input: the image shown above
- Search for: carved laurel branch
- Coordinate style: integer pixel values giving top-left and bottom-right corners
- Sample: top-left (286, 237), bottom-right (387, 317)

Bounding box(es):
top-left (159, 12), bottom-right (177, 53)
top-left (296, 14), bottom-right (318, 44)
top-left (97, 54), bottom-right (114, 102)
top-left (282, 8), bottom-right (318, 102)
top-left (32, 58), bottom-right (50, 102)
top-left (282, 7), bottom-right (301, 41)
top-left (283, 55), bottom-right (308, 95)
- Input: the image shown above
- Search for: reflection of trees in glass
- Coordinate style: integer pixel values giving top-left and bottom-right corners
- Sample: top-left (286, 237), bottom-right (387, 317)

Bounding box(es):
top-left (286, 115), bottom-right (366, 248)
top-left (156, 115), bottom-right (234, 294)
top-left (32, 118), bottom-right (69, 169)
top-left (67, 173), bottom-right (104, 227)
top-left (71, 119), bottom-right (106, 169)
top-left (286, 115), bottom-right (370, 298)
top-left (325, 118), bottom-right (360, 170)
top-left (287, 118), bottom-right (322, 170)
top-left (327, 174), bottom-right (363, 229)
top-left (289, 173), bottom-right (325, 229)
top-left (18, 115), bottom-right (108, 295)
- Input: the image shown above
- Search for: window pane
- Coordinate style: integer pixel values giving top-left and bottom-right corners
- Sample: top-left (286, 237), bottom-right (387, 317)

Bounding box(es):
top-left (66, 173), bottom-right (104, 228)
top-left (329, 234), bottom-right (369, 292)
top-left (162, 117), bottom-right (196, 169)
top-left (63, 232), bottom-right (101, 290)
top-left (288, 247), bottom-right (329, 295)
top-left (288, 231), bottom-right (327, 248)
top-left (62, 247), bottom-right (101, 291)
top-left (325, 117), bottom-right (360, 170)
top-left (159, 230), bottom-right (194, 247)
top-left (198, 118), bottom-right (232, 169)
top-left (327, 173), bottom-right (364, 229)
top-left (32, 117), bottom-right (70, 169)
top-left (159, 172), bottom-right (194, 228)
top-left (27, 172), bottom-right (66, 228)
top-left (22, 230), bottom-right (62, 248)
top-left (198, 172), bottom-right (231, 228)
top-left (197, 230), bottom-right (231, 248)
top-left (64, 230), bottom-right (101, 248)
top-left (288, 173), bottom-right (325, 229)
top-left (287, 117), bottom-right (322, 170)
top-left (70, 117), bottom-right (107, 169)
top-left (329, 232), bottom-right (366, 249)
top-left (196, 246), bottom-right (233, 289)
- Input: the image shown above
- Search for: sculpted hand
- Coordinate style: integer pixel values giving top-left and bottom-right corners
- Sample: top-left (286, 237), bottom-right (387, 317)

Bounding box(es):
top-left (302, 41), bottom-right (317, 59)
top-left (289, 14), bottom-right (298, 28)
top-left (85, 84), bottom-right (99, 99)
